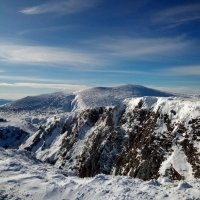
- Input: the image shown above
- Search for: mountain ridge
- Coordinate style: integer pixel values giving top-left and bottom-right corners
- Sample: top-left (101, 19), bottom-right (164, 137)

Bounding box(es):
top-left (0, 84), bottom-right (199, 182)
top-left (1, 84), bottom-right (174, 113)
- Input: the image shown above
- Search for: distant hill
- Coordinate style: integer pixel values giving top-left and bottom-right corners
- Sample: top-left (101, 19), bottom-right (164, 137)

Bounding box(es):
top-left (1, 84), bottom-right (174, 112)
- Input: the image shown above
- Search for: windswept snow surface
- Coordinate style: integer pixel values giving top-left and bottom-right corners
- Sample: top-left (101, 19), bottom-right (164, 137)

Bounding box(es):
top-left (74, 85), bottom-right (173, 110)
top-left (0, 148), bottom-right (200, 200)
top-left (2, 92), bottom-right (75, 112)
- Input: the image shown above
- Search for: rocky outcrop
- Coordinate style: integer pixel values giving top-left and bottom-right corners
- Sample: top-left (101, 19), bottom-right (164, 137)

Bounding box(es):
top-left (18, 97), bottom-right (200, 181)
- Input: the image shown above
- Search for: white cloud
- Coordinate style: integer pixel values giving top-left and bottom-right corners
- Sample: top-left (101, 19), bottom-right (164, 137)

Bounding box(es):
top-left (93, 37), bottom-right (192, 60)
top-left (0, 82), bottom-right (88, 91)
top-left (0, 42), bottom-right (102, 67)
top-left (0, 37), bottom-right (196, 69)
top-left (17, 25), bottom-right (77, 36)
top-left (20, 0), bottom-right (99, 15)
top-left (0, 75), bottom-right (79, 83)
top-left (161, 66), bottom-right (200, 76)
top-left (151, 85), bottom-right (200, 95)
top-left (153, 3), bottom-right (200, 27)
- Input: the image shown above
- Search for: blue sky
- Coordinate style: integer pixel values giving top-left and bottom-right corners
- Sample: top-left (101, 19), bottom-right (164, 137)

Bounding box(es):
top-left (0, 0), bottom-right (200, 99)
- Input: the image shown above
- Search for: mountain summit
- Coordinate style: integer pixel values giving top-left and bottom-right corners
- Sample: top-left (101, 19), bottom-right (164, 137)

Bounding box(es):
top-left (74, 84), bottom-right (174, 110)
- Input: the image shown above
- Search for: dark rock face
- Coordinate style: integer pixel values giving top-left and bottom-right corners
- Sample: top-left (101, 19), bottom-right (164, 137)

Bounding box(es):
top-left (0, 118), bottom-right (7, 122)
top-left (78, 107), bottom-right (125, 177)
top-left (114, 108), bottom-right (163, 180)
top-left (180, 118), bottom-right (200, 178)
top-left (19, 98), bottom-right (200, 181)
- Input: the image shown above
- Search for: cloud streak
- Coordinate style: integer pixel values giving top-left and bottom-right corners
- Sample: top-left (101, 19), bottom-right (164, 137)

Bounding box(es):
top-left (93, 37), bottom-right (193, 60)
top-left (0, 42), bottom-right (102, 67)
top-left (0, 82), bottom-right (88, 91)
top-left (20, 0), bottom-right (99, 15)
top-left (153, 3), bottom-right (200, 27)
top-left (17, 25), bottom-right (77, 36)
top-left (0, 75), bottom-right (79, 83)
top-left (163, 66), bottom-right (200, 76)
top-left (151, 85), bottom-right (200, 95)
top-left (0, 36), bottom-right (196, 69)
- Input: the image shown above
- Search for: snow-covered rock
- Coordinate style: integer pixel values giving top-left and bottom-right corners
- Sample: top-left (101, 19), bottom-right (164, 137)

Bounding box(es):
top-left (0, 85), bottom-right (199, 181)
top-left (17, 96), bottom-right (200, 181)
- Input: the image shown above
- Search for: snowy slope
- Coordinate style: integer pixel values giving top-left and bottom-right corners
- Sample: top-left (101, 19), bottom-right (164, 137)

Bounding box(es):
top-left (1, 148), bottom-right (200, 200)
top-left (0, 92), bottom-right (74, 134)
top-left (74, 85), bottom-right (174, 110)
top-left (2, 92), bottom-right (75, 112)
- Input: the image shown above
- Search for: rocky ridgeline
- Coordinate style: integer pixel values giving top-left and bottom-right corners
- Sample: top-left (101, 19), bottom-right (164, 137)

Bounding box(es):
top-left (19, 97), bottom-right (200, 181)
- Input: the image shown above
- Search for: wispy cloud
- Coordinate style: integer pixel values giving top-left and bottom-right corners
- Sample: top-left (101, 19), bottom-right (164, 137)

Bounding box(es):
top-left (0, 82), bottom-right (88, 91)
top-left (17, 25), bottom-right (77, 36)
top-left (163, 65), bottom-right (200, 76)
top-left (151, 85), bottom-right (200, 95)
top-left (0, 75), bottom-right (79, 83)
top-left (153, 3), bottom-right (200, 27)
top-left (0, 82), bottom-right (89, 99)
top-left (20, 0), bottom-right (99, 15)
top-left (0, 42), bottom-right (102, 67)
top-left (92, 37), bottom-right (193, 60)
top-left (0, 36), bottom-right (196, 69)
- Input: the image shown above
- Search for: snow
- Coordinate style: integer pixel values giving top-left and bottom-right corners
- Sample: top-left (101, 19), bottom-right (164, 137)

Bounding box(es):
top-left (0, 148), bottom-right (200, 200)
top-left (3, 92), bottom-right (75, 112)
top-left (177, 181), bottom-right (193, 190)
top-left (159, 145), bottom-right (194, 180)
top-left (124, 96), bottom-right (200, 125)
top-left (152, 97), bottom-right (200, 123)
top-left (73, 85), bottom-right (173, 110)
top-left (0, 92), bottom-right (74, 134)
